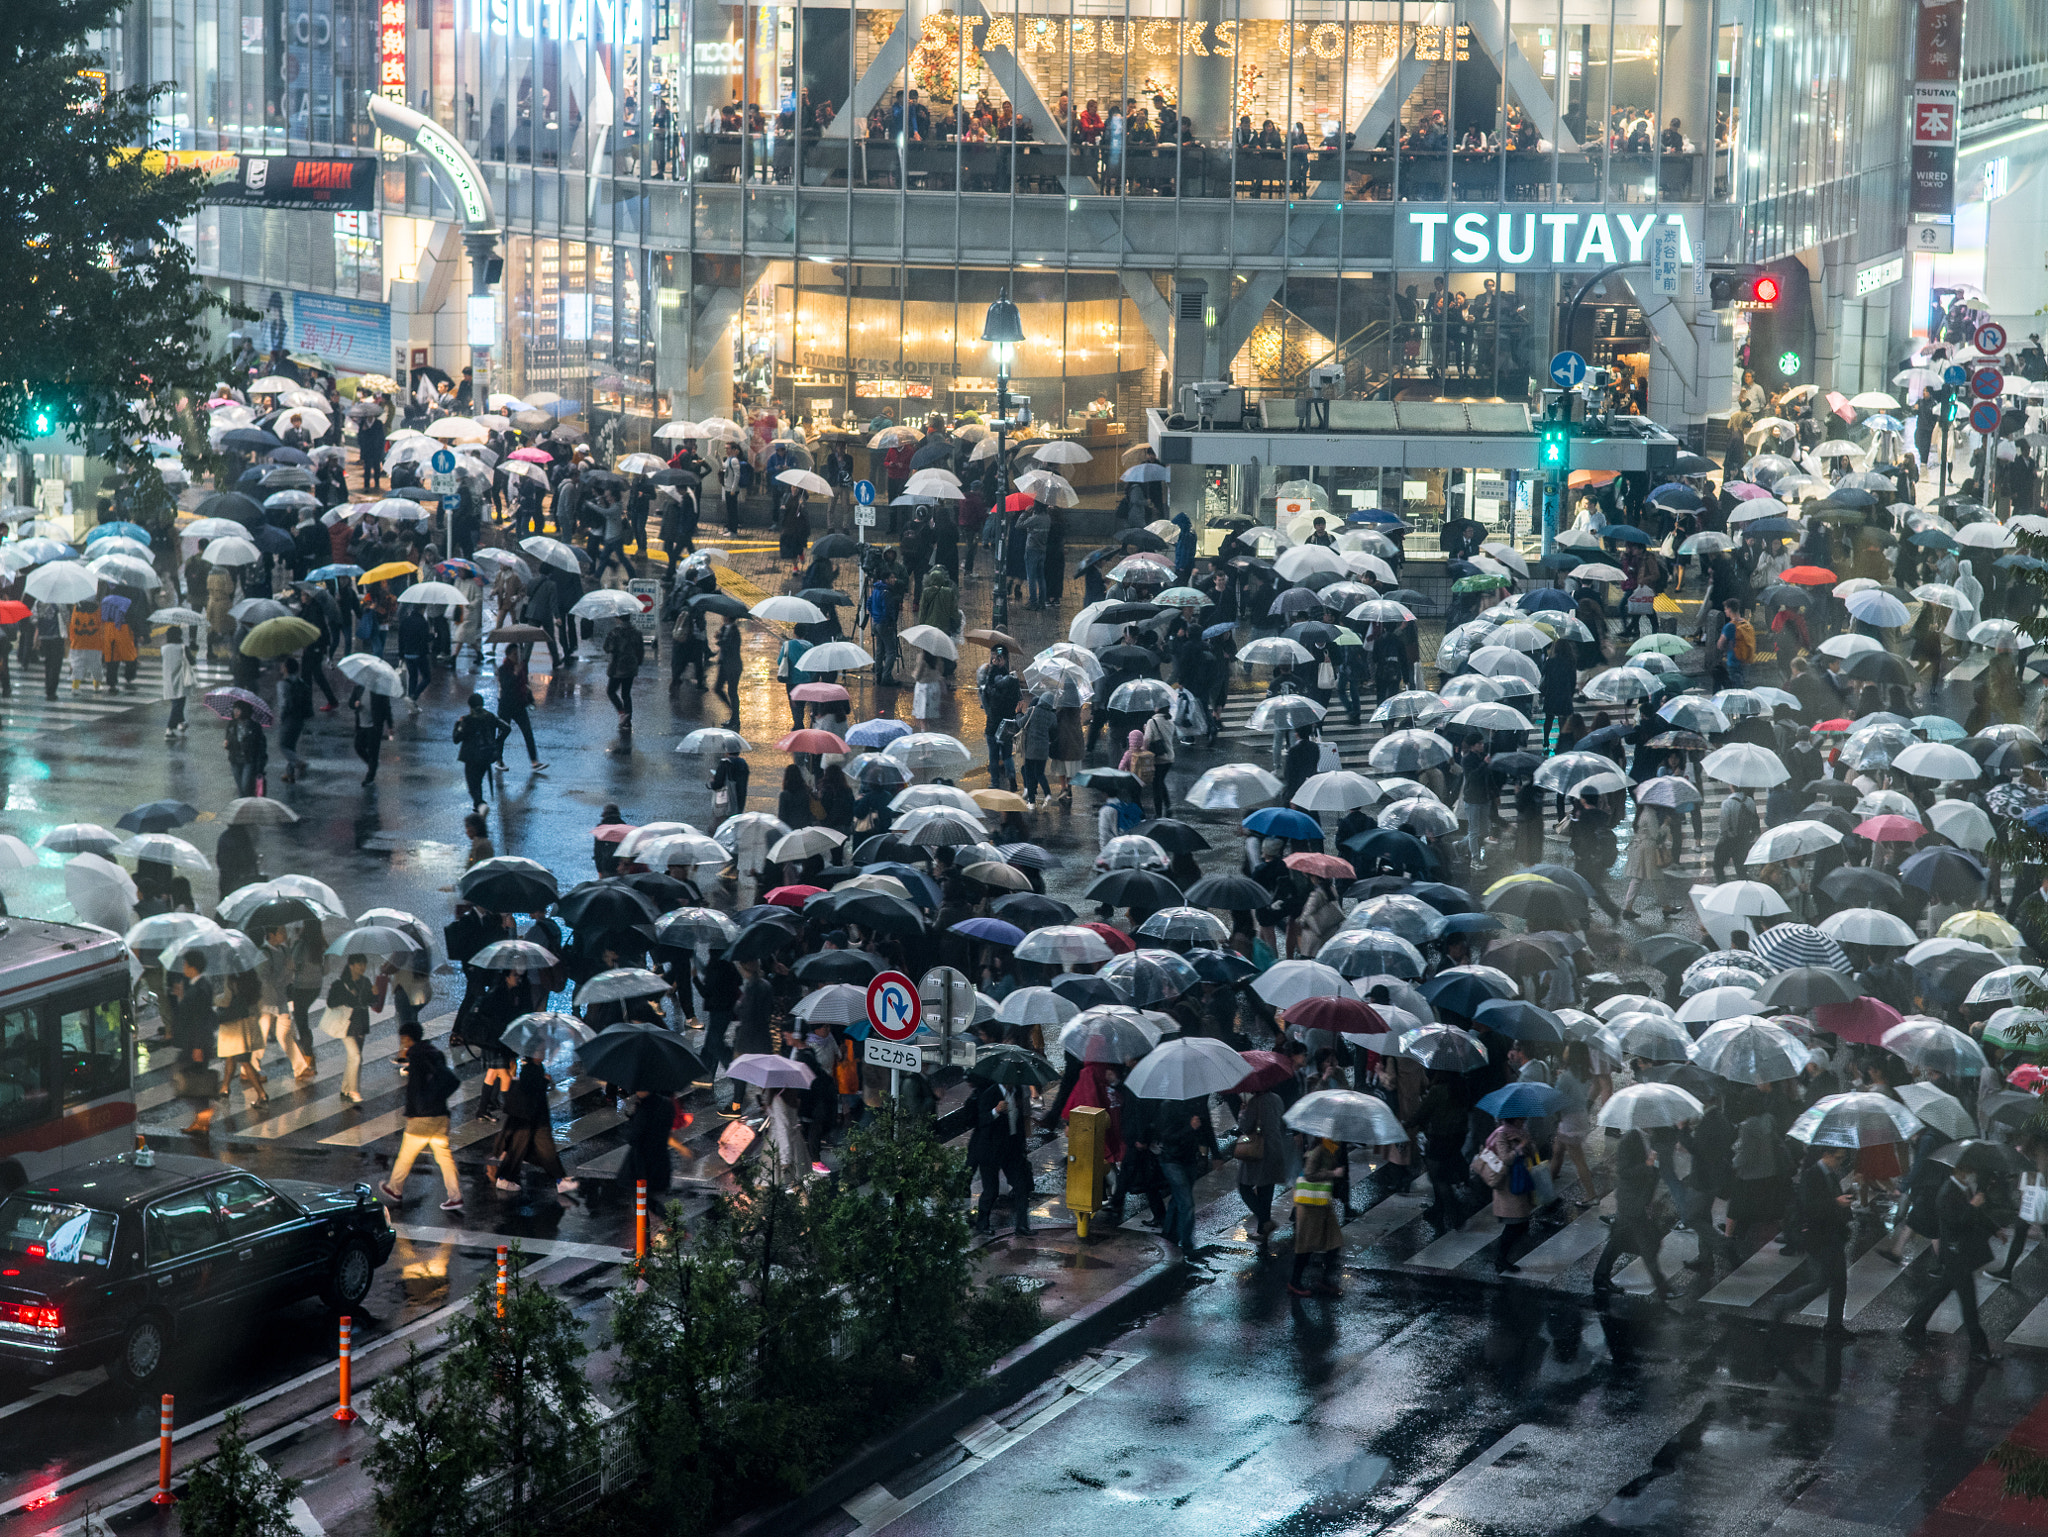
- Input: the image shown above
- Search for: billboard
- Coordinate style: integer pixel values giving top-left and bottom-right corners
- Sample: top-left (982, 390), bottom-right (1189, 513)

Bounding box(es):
top-left (288, 293), bottom-right (393, 375)
top-left (139, 151), bottom-right (375, 210)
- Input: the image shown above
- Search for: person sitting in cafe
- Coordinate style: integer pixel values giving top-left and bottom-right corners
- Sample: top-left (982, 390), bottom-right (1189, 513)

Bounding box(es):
top-left (1128, 108), bottom-right (1156, 148)
top-left (1153, 95), bottom-right (1179, 143)
top-left (1078, 98), bottom-right (1104, 143)
top-left (1236, 114), bottom-right (1255, 147)
top-left (1257, 118), bottom-right (1283, 149)
top-left (1662, 116), bottom-right (1686, 152)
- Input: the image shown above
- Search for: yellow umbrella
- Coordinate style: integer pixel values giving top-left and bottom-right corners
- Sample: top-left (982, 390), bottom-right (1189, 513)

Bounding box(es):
top-left (972, 789), bottom-right (1032, 814)
top-left (359, 561), bottom-right (415, 585)
top-left (1938, 910), bottom-right (2023, 949)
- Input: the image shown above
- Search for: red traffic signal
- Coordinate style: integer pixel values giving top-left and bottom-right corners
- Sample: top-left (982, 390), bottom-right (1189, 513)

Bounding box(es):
top-left (1751, 274), bottom-right (1782, 305)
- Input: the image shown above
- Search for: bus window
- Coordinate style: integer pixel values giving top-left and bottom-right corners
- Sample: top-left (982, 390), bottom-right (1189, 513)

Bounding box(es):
top-left (0, 1008), bottom-right (49, 1131)
top-left (56, 998), bottom-right (126, 1108)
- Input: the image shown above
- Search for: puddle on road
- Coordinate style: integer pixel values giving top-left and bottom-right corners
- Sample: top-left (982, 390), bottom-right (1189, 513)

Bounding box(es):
top-left (999, 1246), bottom-right (1114, 1271)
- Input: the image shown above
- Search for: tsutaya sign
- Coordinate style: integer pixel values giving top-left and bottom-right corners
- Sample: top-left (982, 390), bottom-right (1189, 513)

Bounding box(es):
top-left (1404, 208), bottom-right (1700, 273)
top-left (466, 0), bottom-right (644, 41)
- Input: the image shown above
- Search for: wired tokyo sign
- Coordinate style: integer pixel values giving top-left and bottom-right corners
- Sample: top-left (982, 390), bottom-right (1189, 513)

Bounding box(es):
top-left (1406, 209), bottom-right (1697, 272)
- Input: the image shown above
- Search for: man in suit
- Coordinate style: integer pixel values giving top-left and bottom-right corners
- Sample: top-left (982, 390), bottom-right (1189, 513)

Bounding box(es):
top-left (1904, 1162), bottom-right (2005, 1361)
top-left (969, 1077), bottom-right (1033, 1237)
top-left (1770, 1146), bottom-right (1853, 1335)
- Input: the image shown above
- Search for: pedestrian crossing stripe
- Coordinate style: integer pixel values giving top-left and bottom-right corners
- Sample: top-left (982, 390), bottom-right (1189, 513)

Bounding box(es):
top-left (0, 654), bottom-right (236, 737)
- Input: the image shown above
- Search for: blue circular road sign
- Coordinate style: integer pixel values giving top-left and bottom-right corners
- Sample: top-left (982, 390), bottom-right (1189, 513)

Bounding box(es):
top-left (853, 479), bottom-right (876, 506)
top-left (1972, 367), bottom-right (2005, 399)
top-left (1971, 399), bottom-right (2002, 433)
top-left (430, 448), bottom-right (457, 473)
top-left (1548, 351), bottom-right (1588, 390)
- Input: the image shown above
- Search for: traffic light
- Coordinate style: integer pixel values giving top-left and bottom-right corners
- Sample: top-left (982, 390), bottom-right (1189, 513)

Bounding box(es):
top-left (1708, 265), bottom-right (1780, 310)
top-left (27, 400), bottom-right (54, 437)
top-left (1537, 419), bottom-right (1572, 473)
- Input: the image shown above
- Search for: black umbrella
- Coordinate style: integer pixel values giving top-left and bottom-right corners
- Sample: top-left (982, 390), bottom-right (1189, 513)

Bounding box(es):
top-left (808, 889), bottom-right (926, 935)
top-left (1753, 966), bottom-right (1863, 1009)
top-left (1483, 878), bottom-right (1588, 928)
top-left (1986, 741), bottom-right (2041, 775)
top-left (1339, 828), bottom-right (1437, 876)
top-left (1918, 949), bottom-right (2001, 1003)
top-left (728, 923), bottom-right (795, 963)
top-left (219, 427), bottom-right (283, 453)
top-left (235, 895), bottom-right (327, 931)
top-left (1186, 948), bottom-right (1259, 982)
top-left (1075, 769), bottom-right (1145, 800)
top-left (386, 486), bottom-right (440, 503)
top-left (1577, 723), bottom-right (1633, 756)
top-left (1638, 933), bottom-right (1708, 972)
top-left (1406, 881), bottom-right (1478, 915)
top-left (621, 870), bottom-right (696, 908)
top-left (1119, 529), bottom-right (1168, 552)
top-left (909, 437), bottom-right (956, 472)
top-left (1488, 751), bottom-right (1545, 778)
top-left (118, 799), bottom-right (199, 833)
top-left (1051, 974), bottom-right (1123, 1008)
top-left (1182, 873), bottom-right (1272, 910)
top-left (1899, 845), bottom-right (1987, 901)
top-left (968, 1044), bottom-right (1060, 1087)
top-left (811, 533), bottom-right (861, 559)
top-left (1420, 971), bottom-right (1512, 1018)
top-left (1674, 452), bottom-right (1716, 474)
top-left (458, 860), bottom-right (560, 913)
top-left (1929, 1139), bottom-right (2029, 1175)
top-left (797, 588), bottom-right (855, 608)
top-left (1079, 547), bottom-right (1121, 572)
top-left (690, 592), bottom-right (749, 618)
top-left (1472, 998), bottom-right (1566, 1043)
top-left (556, 880), bottom-right (663, 931)
top-left (1133, 818), bottom-right (1211, 854)
top-left (1818, 865), bottom-right (1903, 905)
top-left (1801, 804), bottom-right (1858, 834)
top-left (1284, 621), bottom-right (1338, 648)
top-left (792, 948), bottom-right (886, 982)
top-left (248, 524), bottom-right (295, 554)
top-left (194, 491), bottom-right (265, 526)
top-left (1804, 779), bottom-right (1860, 804)
top-left (1094, 618), bottom-right (1161, 643)
top-left (991, 892), bottom-right (1075, 926)
top-left (851, 835), bottom-right (922, 865)
top-left (576, 1022), bottom-right (704, 1093)
top-left (1843, 649), bottom-right (1913, 687)
top-left (1085, 869), bottom-right (1183, 910)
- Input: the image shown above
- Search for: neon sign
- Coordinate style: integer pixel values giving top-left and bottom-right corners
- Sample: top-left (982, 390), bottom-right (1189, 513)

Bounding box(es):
top-left (465, 0), bottom-right (644, 42)
top-left (1406, 210), bottom-right (1696, 270)
top-left (378, 0), bottom-right (406, 157)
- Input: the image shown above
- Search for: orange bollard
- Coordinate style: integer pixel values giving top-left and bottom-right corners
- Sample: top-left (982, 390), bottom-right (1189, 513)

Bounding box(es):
top-left (334, 1315), bottom-right (358, 1422)
top-left (151, 1393), bottom-right (175, 1504)
top-left (635, 1179), bottom-right (648, 1260)
top-left (496, 1245), bottom-right (508, 1319)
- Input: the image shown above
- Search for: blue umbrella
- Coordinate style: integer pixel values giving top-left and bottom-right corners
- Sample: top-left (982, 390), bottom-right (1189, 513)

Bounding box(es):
top-left (1477, 1081), bottom-right (1566, 1118)
top-left (1517, 588), bottom-right (1574, 612)
top-left (1995, 553), bottom-right (2048, 571)
top-left (264, 446), bottom-right (313, 466)
top-left (1185, 948), bottom-right (1260, 982)
top-left (543, 399), bottom-right (583, 417)
top-left (1472, 998), bottom-right (1566, 1043)
top-left (1909, 529), bottom-right (1959, 549)
top-left (951, 917), bottom-right (1025, 946)
top-left (1601, 525), bottom-right (1652, 544)
top-left (1438, 911), bottom-right (1509, 936)
top-left (1863, 414), bottom-right (1904, 432)
top-left (846, 718), bottom-right (912, 748)
top-left (1538, 550), bottom-right (1586, 572)
top-left (84, 522), bottom-right (150, 546)
top-left (1420, 971), bottom-right (1513, 1018)
top-left (1648, 483), bottom-right (1703, 509)
top-left (1243, 806), bottom-right (1323, 841)
top-left (1201, 621), bottom-right (1238, 640)
top-left (306, 563), bottom-right (365, 581)
top-left (1353, 509), bottom-right (1409, 527)
top-left (863, 861), bottom-right (944, 911)
top-left (1743, 517), bottom-right (1801, 536)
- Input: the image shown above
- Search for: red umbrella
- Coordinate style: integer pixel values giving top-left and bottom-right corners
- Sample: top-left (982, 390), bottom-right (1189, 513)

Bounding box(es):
top-left (764, 884), bottom-right (824, 909)
top-left (790, 681), bottom-right (850, 702)
top-left (1854, 814), bottom-right (1925, 843)
top-left (1234, 1049), bottom-right (1295, 1093)
top-left (591, 823), bottom-right (638, 844)
top-left (1284, 853), bottom-right (1356, 880)
top-left (2008, 1064), bottom-right (2048, 1093)
top-left (775, 728), bottom-right (850, 754)
top-left (1079, 921), bottom-right (1135, 954)
top-left (1285, 995), bottom-right (1383, 1035)
top-left (1813, 996), bottom-right (1902, 1045)
top-left (1815, 718), bottom-right (1854, 733)
top-left (0, 601), bottom-right (32, 625)
top-left (1004, 492), bottom-right (1036, 513)
top-left (1780, 566), bottom-right (1838, 586)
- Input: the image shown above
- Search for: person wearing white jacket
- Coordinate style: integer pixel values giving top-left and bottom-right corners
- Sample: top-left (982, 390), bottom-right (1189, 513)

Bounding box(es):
top-left (161, 629), bottom-right (194, 742)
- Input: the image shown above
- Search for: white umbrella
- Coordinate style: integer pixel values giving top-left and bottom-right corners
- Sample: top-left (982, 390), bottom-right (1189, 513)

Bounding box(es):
top-left (201, 537), bottom-right (262, 567)
top-left (1283, 1090), bottom-right (1408, 1144)
top-left (1893, 741), bottom-right (1980, 781)
top-left (1253, 959), bottom-right (1357, 1010)
top-left (1690, 1017), bottom-right (1809, 1084)
top-left (1893, 1082), bottom-right (1976, 1141)
top-left (336, 654), bottom-right (405, 697)
top-left (1273, 546), bottom-right (1348, 582)
top-left (23, 563), bottom-right (97, 604)
top-left (1817, 908), bottom-right (1918, 947)
top-left (898, 624), bottom-right (959, 659)
top-left (1123, 1036), bottom-right (1255, 1099)
top-left (727, 1053), bottom-right (817, 1088)
top-left (1787, 1091), bottom-right (1922, 1147)
top-left (1014, 925), bottom-right (1114, 966)
top-left (1701, 743), bottom-right (1790, 788)
top-left (1291, 771), bottom-right (1380, 812)
top-left (1186, 764), bottom-right (1282, 809)
top-left (519, 536), bottom-right (583, 572)
top-left (89, 554), bottom-right (160, 588)
top-left (776, 469), bottom-right (833, 497)
top-left (114, 834), bottom-right (211, 872)
top-left (799, 641), bottom-right (873, 672)
top-left (1745, 820), bottom-right (1844, 864)
top-left (1596, 1083), bottom-right (1704, 1131)
top-left (1006, 987), bottom-right (1083, 1029)
top-left (1598, 1012), bottom-right (1697, 1061)
top-left (893, 784), bottom-right (983, 814)
top-left (1926, 799), bottom-right (1994, 851)
top-left (1843, 590), bottom-right (1910, 627)
top-left (1032, 440), bottom-right (1093, 465)
top-left (1675, 985), bottom-right (1761, 1024)
top-left (397, 581), bottom-right (466, 606)
top-left (1881, 1019), bottom-right (1987, 1077)
top-left (767, 827), bottom-right (845, 862)
top-left (883, 732), bottom-right (973, 772)
top-left (751, 594), bottom-right (826, 624)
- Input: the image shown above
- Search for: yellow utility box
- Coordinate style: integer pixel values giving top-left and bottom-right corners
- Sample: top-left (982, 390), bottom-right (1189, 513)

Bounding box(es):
top-left (1066, 1106), bottom-right (1108, 1238)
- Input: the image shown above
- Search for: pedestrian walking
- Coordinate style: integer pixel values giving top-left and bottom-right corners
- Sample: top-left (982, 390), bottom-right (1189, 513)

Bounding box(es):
top-left (224, 700), bottom-right (267, 798)
top-left (714, 616), bottom-right (743, 724)
top-left (1287, 1135), bottom-right (1346, 1296)
top-left (452, 692), bottom-right (510, 811)
top-left (1233, 1086), bottom-right (1287, 1256)
top-left (1592, 1128), bottom-right (1673, 1299)
top-left (1156, 1100), bottom-right (1210, 1255)
top-left (1903, 1157), bottom-right (2006, 1360)
top-left (67, 601), bottom-right (104, 691)
top-left (493, 647), bottom-right (546, 772)
top-left (277, 657), bottom-right (313, 783)
top-left (325, 953), bottom-right (377, 1101)
top-left (350, 682), bottom-right (393, 786)
top-left (160, 626), bottom-right (193, 742)
top-left (1474, 1115), bottom-right (1537, 1270)
top-left (969, 1075), bottom-right (1033, 1236)
top-left (617, 1088), bottom-right (676, 1204)
top-left (168, 951), bottom-right (219, 1138)
top-left (379, 1019), bottom-right (464, 1212)
top-left (215, 965), bottom-right (266, 1106)
top-left (398, 604), bottom-right (433, 712)
top-left (1770, 1145), bottom-right (1854, 1335)
top-left (490, 1053), bottom-right (578, 1194)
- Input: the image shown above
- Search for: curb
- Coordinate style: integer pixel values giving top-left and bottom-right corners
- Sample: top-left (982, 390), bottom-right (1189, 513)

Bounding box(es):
top-left (714, 1227), bottom-right (1202, 1537)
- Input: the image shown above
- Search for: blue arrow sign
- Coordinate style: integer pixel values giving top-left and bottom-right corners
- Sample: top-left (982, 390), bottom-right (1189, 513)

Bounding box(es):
top-left (1548, 351), bottom-right (1588, 390)
top-left (853, 479), bottom-right (876, 506)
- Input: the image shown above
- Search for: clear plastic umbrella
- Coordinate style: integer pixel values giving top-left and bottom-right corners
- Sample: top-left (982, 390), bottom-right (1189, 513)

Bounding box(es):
top-left (1124, 1035), bottom-right (1253, 1098)
top-left (1283, 1090), bottom-right (1408, 1144)
top-left (1690, 1016), bottom-right (1810, 1084)
top-left (1596, 1082), bottom-right (1704, 1131)
top-left (1787, 1091), bottom-right (1922, 1147)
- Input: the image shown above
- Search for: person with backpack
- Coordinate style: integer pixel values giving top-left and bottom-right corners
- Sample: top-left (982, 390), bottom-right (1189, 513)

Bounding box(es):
top-left (1712, 785), bottom-right (1759, 880)
top-left (605, 616), bottom-right (645, 731)
top-left (978, 649), bottom-right (1022, 789)
top-left (1715, 598), bottom-right (1755, 690)
top-left (1141, 703), bottom-right (1177, 818)
top-left (1473, 1114), bottom-right (1538, 1272)
top-left (379, 1019), bottom-right (465, 1212)
top-left (1769, 1145), bottom-right (1855, 1336)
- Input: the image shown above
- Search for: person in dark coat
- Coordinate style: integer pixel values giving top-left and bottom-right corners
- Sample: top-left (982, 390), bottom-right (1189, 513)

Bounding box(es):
top-left (1281, 726), bottom-right (1321, 804)
top-left (491, 1053), bottom-right (575, 1192)
top-left (616, 1088), bottom-right (677, 1202)
top-left (1903, 1161), bottom-right (2006, 1359)
top-left (167, 952), bottom-right (218, 1137)
top-left (1592, 1129), bottom-right (1672, 1298)
top-left (1770, 1146), bottom-right (1854, 1334)
top-left (1680, 1092), bottom-right (1737, 1276)
top-left (969, 1076), bottom-right (1033, 1235)
top-left (1539, 639), bottom-right (1578, 749)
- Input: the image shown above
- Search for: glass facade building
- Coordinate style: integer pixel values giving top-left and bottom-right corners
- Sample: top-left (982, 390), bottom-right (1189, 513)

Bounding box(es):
top-left (116, 0), bottom-right (2048, 462)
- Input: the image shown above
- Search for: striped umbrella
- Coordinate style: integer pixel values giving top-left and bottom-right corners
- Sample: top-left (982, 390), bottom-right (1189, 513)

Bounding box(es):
top-left (1750, 922), bottom-right (1850, 974)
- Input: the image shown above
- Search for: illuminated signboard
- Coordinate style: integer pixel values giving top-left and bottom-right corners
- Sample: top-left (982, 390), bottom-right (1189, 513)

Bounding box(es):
top-left (465, 0), bottom-right (644, 41)
top-left (379, 0), bottom-right (407, 156)
top-left (1405, 209), bottom-right (1697, 271)
top-left (414, 120), bottom-right (492, 226)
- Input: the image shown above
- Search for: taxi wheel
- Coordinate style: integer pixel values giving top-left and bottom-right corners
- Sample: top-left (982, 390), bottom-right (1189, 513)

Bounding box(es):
top-left (322, 1239), bottom-right (377, 1310)
top-left (117, 1313), bottom-right (170, 1389)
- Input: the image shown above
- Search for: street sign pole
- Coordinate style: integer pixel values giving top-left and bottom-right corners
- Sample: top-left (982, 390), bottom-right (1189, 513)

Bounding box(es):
top-left (866, 970), bottom-right (922, 1099)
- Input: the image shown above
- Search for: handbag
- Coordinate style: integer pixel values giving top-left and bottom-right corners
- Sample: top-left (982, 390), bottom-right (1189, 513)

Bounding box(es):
top-left (2021, 1175), bottom-right (2048, 1226)
top-left (1233, 1127), bottom-right (1265, 1162)
top-left (318, 1004), bottom-right (355, 1039)
top-left (1527, 1156), bottom-right (1556, 1207)
top-left (1472, 1144), bottom-right (1507, 1187)
top-left (1316, 660), bottom-right (1337, 689)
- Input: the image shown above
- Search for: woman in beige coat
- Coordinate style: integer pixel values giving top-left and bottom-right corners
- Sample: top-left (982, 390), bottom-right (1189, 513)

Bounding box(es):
top-left (1287, 1137), bottom-right (1346, 1296)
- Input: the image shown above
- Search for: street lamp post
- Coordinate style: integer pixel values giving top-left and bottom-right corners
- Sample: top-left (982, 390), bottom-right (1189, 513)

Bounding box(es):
top-left (981, 288), bottom-right (1025, 633)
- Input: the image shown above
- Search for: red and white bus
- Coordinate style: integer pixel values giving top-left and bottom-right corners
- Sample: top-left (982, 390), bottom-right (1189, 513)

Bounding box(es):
top-left (0, 919), bottom-right (133, 1192)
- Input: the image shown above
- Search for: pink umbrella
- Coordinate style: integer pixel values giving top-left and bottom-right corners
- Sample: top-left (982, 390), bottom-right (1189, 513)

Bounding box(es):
top-left (1813, 997), bottom-right (1902, 1045)
top-left (1724, 481), bottom-right (1770, 500)
top-left (508, 446), bottom-right (552, 463)
top-left (1826, 390), bottom-right (1854, 422)
top-left (1854, 814), bottom-right (1926, 843)
top-left (790, 682), bottom-right (850, 703)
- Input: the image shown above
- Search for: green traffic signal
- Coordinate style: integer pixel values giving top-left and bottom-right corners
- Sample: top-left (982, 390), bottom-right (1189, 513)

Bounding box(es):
top-left (1537, 422), bottom-right (1571, 472)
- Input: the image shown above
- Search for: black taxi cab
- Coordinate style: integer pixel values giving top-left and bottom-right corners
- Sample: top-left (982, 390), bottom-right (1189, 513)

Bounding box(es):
top-left (0, 1149), bottom-right (395, 1387)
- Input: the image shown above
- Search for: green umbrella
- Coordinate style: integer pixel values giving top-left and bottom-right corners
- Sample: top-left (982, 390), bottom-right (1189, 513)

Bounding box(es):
top-left (1628, 633), bottom-right (1692, 657)
top-left (1332, 629), bottom-right (1364, 647)
top-left (240, 616), bottom-right (321, 658)
top-left (1452, 573), bottom-right (1512, 593)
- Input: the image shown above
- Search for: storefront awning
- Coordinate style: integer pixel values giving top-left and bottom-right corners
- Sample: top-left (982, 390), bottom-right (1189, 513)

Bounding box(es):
top-left (1145, 404), bottom-right (1680, 475)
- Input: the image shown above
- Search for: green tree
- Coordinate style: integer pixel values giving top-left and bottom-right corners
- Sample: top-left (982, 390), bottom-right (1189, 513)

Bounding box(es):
top-left (1, 1), bottom-right (239, 452)
top-left (363, 1346), bottom-right (487, 1537)
top-left (438, 1245), bottom-right (597, 1537)
top-left (177, 1408), bottom-right (300, 1537)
